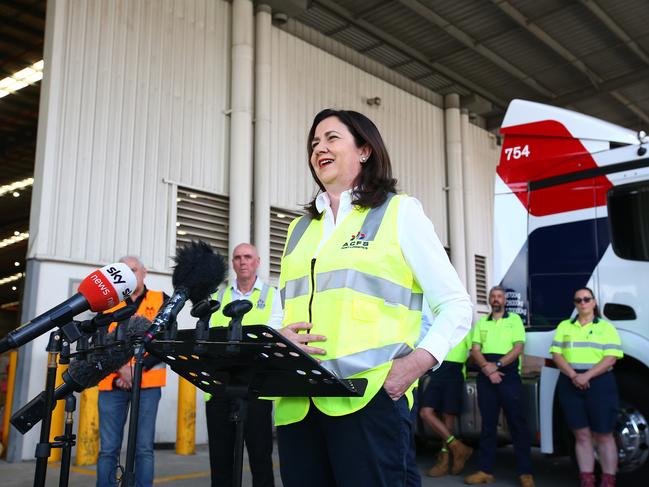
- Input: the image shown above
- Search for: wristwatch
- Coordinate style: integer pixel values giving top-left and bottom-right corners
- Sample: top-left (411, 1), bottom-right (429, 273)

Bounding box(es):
top-left (496, 361), bottom-right (502, 368)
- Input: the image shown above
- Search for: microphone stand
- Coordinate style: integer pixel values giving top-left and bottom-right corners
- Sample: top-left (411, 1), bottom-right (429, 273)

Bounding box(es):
top-left (33, 331), bottom-right (62, 487)
top-left (123, 318), bottom-right (178, 487)
top-left (122, 341), bottom-right (146, 487)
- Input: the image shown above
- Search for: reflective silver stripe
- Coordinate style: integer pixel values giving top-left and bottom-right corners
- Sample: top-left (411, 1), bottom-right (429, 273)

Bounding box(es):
top-left (257, 283), bottom-right (270, 310)
top-left (284, 215), bottom-right (312, 257)
top-left (551, 341), bottom-right (622, 350)
top-left (358, 192), bottom-right (396, 241)
top-left (282, 276), bottom-right (311, 301)
top-left (316, 268), bottom-right (421, 310)
top-left (320, 342), bottom-right (413, 378)
top-left (569, 362), bottom-right (597, 369)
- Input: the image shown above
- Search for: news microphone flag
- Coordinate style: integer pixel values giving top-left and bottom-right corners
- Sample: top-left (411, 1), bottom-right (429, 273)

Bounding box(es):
top-left (0, 263), bottom-right (136, 353)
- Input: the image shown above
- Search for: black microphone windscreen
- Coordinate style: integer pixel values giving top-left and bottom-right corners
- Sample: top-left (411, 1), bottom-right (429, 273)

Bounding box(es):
top-left (172, 241), bottom-right (226, 304)
top-left (66, 315), bottom-right (152, 390)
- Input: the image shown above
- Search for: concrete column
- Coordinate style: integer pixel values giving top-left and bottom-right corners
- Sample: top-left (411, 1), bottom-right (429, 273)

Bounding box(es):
top-left (253, 4), bottom-right (272, 280)
top-left (228, 0), bottom-right (255, 256)
top-left (460, 109), bottom-right (474, 301)
top-left (444, 94), bottom-right (467, 286)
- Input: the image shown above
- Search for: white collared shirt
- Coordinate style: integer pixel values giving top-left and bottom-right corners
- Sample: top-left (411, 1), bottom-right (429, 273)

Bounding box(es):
top-left (230, 276), bottom-right (283, 326)
top-left (270, 190), bottom-right (473, 366)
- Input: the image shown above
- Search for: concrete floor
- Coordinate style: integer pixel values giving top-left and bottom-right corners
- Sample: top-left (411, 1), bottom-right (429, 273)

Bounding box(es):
top-left (0, 442), bottom-right (581, 487)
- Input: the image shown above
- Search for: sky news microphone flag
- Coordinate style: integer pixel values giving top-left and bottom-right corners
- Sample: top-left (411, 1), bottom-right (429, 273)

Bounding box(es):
top-left (0, 263), bottom-right (136, 353)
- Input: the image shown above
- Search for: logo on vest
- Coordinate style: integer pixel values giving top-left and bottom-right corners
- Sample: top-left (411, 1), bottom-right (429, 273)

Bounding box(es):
top-left (341, 232), bottom-right (370, 250)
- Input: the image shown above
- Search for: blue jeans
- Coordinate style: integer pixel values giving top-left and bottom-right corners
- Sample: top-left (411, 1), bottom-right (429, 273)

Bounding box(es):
top-left (97, 387), bottom-right (162, 487)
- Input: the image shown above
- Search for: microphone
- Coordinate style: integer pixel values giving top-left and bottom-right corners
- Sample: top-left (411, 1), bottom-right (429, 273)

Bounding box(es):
top-left (10, 316), bottom-right (151, 434)
top-left (143, 241), bottom-right (226, 343)
top-left (0, 263), bottom-right (136, 354)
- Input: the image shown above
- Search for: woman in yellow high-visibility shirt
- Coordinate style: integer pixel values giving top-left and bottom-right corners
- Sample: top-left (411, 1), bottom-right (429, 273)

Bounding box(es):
top-left (550, 287), bottom-right (623, 487)
top-left (270, 109), bottom-right (472, 487)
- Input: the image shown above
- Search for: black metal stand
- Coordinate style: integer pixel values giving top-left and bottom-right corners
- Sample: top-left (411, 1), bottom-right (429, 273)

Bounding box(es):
top-left (33, 331), bottom-right (62, 487)
top-left (53, 395), bottom-right (77, 487)
top-left (122, 343), bottom-right (146, 487)
top-left (145, 301), bottom-right (367, 487)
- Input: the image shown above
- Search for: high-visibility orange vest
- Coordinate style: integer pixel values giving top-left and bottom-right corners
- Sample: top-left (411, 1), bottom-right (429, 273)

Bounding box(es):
top-left (98, 289), bottom-right (166, 390)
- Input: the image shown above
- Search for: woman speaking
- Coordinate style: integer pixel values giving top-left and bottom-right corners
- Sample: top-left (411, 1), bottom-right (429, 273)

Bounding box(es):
top-left (273, 109), bottom-right (472, 486)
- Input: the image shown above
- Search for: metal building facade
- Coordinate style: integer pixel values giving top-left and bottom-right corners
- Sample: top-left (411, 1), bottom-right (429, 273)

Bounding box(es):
top-left (11, 0), bottom-right (500, 460)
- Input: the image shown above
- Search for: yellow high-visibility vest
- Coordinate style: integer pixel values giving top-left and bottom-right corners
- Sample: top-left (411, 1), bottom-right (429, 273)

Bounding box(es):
top-left (549, 317), bottom-right (623, 369)
top-left (210, 282), bottom-right (275, 327)
top-left (276, 193), bottom-right (423, 426)
top-left (204, 281), bottom-right (276, 401)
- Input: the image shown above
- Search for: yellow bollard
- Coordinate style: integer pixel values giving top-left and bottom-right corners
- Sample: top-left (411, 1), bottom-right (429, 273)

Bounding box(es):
top-left (1, 351), bottom-right (18, 458)
top-left (75, 387), bottom-right (99, 465)
top-left (48, 359), bottom-right (68, 463)
top-left (176, 377), bottom-right (196, 455)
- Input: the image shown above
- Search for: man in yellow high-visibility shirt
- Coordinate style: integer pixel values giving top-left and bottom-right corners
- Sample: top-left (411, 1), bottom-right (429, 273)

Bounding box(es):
top-left (205, 243), bottom-right (282, 487)
top-left (465, 286), bottom-right (534, 487)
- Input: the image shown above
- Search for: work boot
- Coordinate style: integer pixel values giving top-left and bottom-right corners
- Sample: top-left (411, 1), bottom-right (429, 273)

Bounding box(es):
top-left (464, 471), bottom-right (495, 484)
top-left (579, 472), bottom-right (596, 487)
top-left (599, 473), bottom-right (616, 487)
top-left (519, 474), bottom-right (535, 487)
top-left (426, 449), bottom-right (449, 477)
top-left (448, 438), bottom-right (473, 474)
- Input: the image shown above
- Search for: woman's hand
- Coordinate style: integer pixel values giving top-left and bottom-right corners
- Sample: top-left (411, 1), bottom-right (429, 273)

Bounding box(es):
top-left (278, 322), bottom-right (327, 357)
top-left (572, 373), bottom-right (590, 390)
top-left (384, 348), bottom-right (437, 400)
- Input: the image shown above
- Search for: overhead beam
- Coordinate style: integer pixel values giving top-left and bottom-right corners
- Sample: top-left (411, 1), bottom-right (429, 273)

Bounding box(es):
top-left (554, 66), bottom-right (649, 105)
top-left (397, 0), bottom-right (556, 99)
top-left (492, 0), bottom-right (649, 125)
top-left (313, 0), bottom-right (508, 108)
top-left (580, 0), bottom-right (649, 66)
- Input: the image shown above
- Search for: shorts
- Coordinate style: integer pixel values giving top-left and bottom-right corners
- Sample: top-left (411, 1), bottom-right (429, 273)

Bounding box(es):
top-left (419, 362), bottom-right (464, 415)
top-left (557, 371), bottom-right (619, 434)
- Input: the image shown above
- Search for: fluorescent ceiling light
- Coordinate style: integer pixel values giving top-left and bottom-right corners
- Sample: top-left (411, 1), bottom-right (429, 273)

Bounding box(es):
top-left (0, 273), bottom-right (24, 286)
top-left (0, 60), bottom-right (44, 99)
top-left (0, 177), bottom-right (34, 197)
top-left (0, 232), bottom-right (29, 249)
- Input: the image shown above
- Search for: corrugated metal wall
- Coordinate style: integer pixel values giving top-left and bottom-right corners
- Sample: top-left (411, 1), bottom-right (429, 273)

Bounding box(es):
top-left (463, 121), bottom-right (500, 311)
top-left (268, 27), bottom-right (449, 245)
top-left (30, 0), bottom-right (231, 271)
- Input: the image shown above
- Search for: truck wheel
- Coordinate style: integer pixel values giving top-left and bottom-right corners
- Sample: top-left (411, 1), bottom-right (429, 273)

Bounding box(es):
top-left (615, 372), bottom-right (649, 481)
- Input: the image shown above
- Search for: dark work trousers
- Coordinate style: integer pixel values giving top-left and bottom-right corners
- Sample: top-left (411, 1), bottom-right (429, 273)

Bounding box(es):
top-left (476, 370), bottom-right (532, 475)
top-left (406, 387), bottom-right (422, 487)
top-left (205, 396), bottom-right (275, 487)
top-left (277, 389), bottom-right (414, 487)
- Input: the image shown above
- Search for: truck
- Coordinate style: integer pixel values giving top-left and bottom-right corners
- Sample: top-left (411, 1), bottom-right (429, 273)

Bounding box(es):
top-left (419, 99), bottom-right (649, 482)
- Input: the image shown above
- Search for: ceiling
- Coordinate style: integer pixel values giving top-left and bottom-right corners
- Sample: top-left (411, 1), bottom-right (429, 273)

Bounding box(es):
top-left (0, 0), bottom-right (44, 310)
top-left (1, 0), bottom-right (649, 309)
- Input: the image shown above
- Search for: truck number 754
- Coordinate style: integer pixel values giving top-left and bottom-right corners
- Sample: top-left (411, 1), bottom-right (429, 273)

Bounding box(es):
top-left (504, 144), bottom-right (531, 160)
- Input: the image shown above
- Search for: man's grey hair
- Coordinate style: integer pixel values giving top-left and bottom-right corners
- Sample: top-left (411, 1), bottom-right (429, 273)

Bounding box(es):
top-left (489, 285), bottom-right (506, 296)
top-left (119, 255), bottom-right (145, 268)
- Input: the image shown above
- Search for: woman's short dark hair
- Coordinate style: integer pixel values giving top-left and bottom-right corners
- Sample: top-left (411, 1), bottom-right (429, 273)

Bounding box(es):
top-left (305, 109), bottom-right (397, 218)
top-left (574, 286), bottom-right (601, 318)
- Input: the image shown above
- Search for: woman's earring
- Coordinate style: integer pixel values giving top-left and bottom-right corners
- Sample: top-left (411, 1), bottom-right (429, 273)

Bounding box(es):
top-left (360, 156), bottom-right (367, 163)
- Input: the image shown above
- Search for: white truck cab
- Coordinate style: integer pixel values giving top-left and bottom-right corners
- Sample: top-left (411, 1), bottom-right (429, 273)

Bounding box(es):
top-left (491, 99), bottom-right (649, 481)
